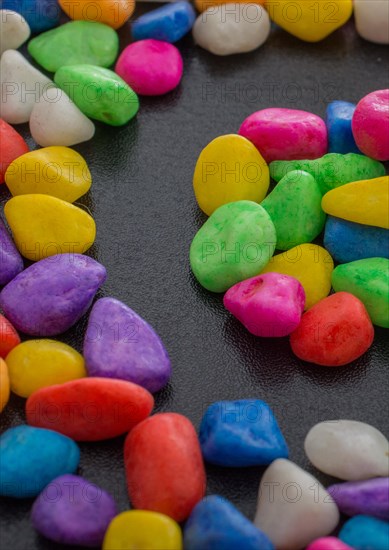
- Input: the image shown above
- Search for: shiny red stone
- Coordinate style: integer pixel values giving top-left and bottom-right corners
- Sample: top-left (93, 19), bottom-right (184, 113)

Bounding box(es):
top-left (0, 119), bottom-right (29, 183)
top-left (0, 313), bottom-right (20, 359)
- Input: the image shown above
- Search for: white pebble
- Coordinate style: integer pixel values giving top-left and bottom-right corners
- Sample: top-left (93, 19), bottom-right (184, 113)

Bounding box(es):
top-left (304, 420), bottom-right (389, 480)
top-left (254, 459), bottom-right (339, 550)
top-left (354, 0), bottom-right (389, 44)
top-left (0, 10), bottom-right (31, 56)
top-left (193, 3), bottom-right (270, 56)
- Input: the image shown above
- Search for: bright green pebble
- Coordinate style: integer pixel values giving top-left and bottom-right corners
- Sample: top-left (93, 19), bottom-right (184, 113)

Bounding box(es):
top-left (332, 257), bottom-right (389, 328)
top-left (270, 153), bottom-right (385, 195)
top-left (54, 65), bottom-right (139, 126)
top-left (190, 200), bottom-right (276, 293)
top-left (261, 170), bottom-right (325, 251)
top-left (28, 21), bottom-right (119, 73)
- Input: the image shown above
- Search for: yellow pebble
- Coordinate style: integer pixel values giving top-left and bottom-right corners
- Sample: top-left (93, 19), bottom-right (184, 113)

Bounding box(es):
top-left (265, 0), bottom-right (353, 42)
top-left (0, 358), bottom-right (10, 413)
top-left (261, 243), bottom-right (334, 309)
top-left (193, 134), bottom-right (269, 216)
top-left (6, 340), bottom-right (86, 398)
top-left (4, 194), bottom-right (96, 261)
top-left (321, 176), bottom-right (389, 229)
top-left (5, 146), bottom-right (92, 203)
top-left (103, 510), bottom-right (183, 550)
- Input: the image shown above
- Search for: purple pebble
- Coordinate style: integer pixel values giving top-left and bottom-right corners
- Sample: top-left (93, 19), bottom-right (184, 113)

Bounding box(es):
top-left (328, 478), bottom-right (389, 521)
top-left (84, 297), bottom-right (171, 393)
top-left (0, 218), bottom-right (24, 286)
top-left (31, 474), bottom-right (117, 547)
top-left (0, 254), bottom-right (106, 336)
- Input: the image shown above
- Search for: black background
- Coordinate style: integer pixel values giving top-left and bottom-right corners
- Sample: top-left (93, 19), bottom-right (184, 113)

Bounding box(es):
top-left (1, 5), bottom-right (389, 549)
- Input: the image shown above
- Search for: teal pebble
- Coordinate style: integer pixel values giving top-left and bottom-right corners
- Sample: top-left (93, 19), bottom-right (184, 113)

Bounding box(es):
top-left (339, 515), bottom-right (389, 550)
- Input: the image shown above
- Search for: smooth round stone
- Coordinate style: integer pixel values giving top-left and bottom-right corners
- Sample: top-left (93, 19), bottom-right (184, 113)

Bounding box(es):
top-left (0, 313), bottom-right (20, 358)
top-left (185, 495), bottom-right (274, 550)
top-left (190, 200), bottom-right (276, 293)
top-left (261, 244), bottom-right (334, 310)
top-left (326, 101), bottom-right (360, 154)
top-left (193, 3), bottom-right (270, 56)
top-left (239, 108), bottom-right (327, 163)
top-left (304, 420), bottom-right (389, 480)
top-left (0, 218), bottom-right (24, 286)
top-left (0, 425), bottom-right (80, 498)
top-left (290, 292), bottom-right (374, 367)
top-left (32, 474), bottom-right (117, 546)
top-left (332, 258), bottom-right (389, 328)
top-left (306, 538), bottom-right (354, 550)
top-left (0, 9), bottom-right (30, 55)
top-left (199, 399), bottom-right (289, 467)
top-left (54, 65), bottom-right (139, 126)
top-left (328, 478), bottom-right (389, 520)
top-left (193, 134), bottom-right (269, 216)
top-left (28, 21), bottom-right (119, 73)
top-left (195, 0), bottom-right (265, 12)
top-left (5, 146), bottom-right (92, 203)
top-left (84, 297), bottom-right (171, 394)
top-left (125, 413), bottom-right (206, 522)
top-left (115, 39), bottom-right (183, 96)
top-left (254, 459), bottom-right (339, 550)
top-left (103, 511), bottom-right (183, 550)
top-left (1, 0), bottom-right (60, 32)
top-left (354, 0), bottom-right (389, 44)
top-left (224, 273), bottom-right (305, 337)
top-left (58, 0), bottom-right (135, 29)
top-left (0, 50), bottom-right (52, 124)
top-left (262, 170), bottom-right (325, 250)
top-left (0, 119), bottom-right (29, 183)
top-left (339, 516), bottom-right (389, 550)
top-left (132, 1), bottom-right (196, 43)
top-left (26, 378), bottom-right (154, 441)
top-left (352, 90), bottom-right (389, 161)
top-left (0, 358), bottom-right (10, 413)
top-left (0, 254), bottom-right (106, 336)
top-left (30, 87), bottom-right (95, 147)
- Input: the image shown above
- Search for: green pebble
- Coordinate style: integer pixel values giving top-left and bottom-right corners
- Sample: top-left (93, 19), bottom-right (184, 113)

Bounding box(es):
top-left (332, 257), bottom-right (389, 328)
top-left (190, 201), bottom-right (276, 293)
top-left (54, 65), bottom-right (139, 126)
top-left (270, 153), bottom-right (385, 195)
top-left (261, 170), bottom-right (326, 251)
top-left (28, 21), bottom-right (119, 73)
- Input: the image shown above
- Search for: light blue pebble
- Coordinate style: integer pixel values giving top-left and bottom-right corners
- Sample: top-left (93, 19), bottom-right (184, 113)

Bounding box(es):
top-left (132, 1), bottom-right (196, 43)
top-left (0, 425), bottom-right (80, 498)
top-left (1, 0), bottom-right (60, 33)
top-left (324, 215), bottom-right (389, 264)
top-left (326, 101), bottom-right (361, 155)
top-left (184, 495), bottom-right (274, 550)
top-left (199, 399), bottom-right (288, 467)
top-left (339, 515), bottom-right (389, 550)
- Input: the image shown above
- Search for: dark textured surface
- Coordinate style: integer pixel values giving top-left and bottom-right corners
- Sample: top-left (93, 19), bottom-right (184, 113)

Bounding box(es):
top-left (1, 6), bottom-right (389, 549)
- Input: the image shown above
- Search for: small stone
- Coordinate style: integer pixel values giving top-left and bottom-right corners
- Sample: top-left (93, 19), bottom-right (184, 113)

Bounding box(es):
top-left (339, 516), bottom-right (389, 550)
top-left (328, 478), bottom-right (389, 520)
top-left (0, 9), bottom-right (30, 55)
top-left (0, 218), bottom-right (24, 286)
top-left (1, 0), bottom-right (60, 33)
top-left (58, 0), bottom-right (135, 29)
top-left (132, 1), bottom-right (196, 43)
top-left (306, 538), bottom-right (354, 550)
top-left (304, 420), bottom-right (389, 480)
top-left (326, 101), bottom-right (360, 154)
top-left (0, 313), bottom-right (20, 358)
top-left (352, 90), bottom-right (389, 161)
top-left (195, 0), bottom-right (265, 12)
top-left (0, 358), bottom-right (10, 413)
top-left (0, 119), bottom-right (29, 183)
top-left (354, 0), bottom-right (389, 44)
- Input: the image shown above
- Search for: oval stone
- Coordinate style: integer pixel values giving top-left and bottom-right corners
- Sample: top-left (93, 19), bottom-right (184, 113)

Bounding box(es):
top-left (0, 358), bottom-right (10, 413)
top-left (132, 1), bottom-right (196, 43)
top-left (0, 119), bottom-right (29, 184)
top-left (0, 313), bottom-right (20, 358)
top-left (306, 538), bottom-right (354, 550)
top-left (58, 0), bottom-right (135, 29)
top-left (0, 9), bottom-right (30, 56)
top-left (339, 516), bottom-right (389, 550)
top-left (328, 478), bottom-right (389, 520)
top-left (354, 0), bottom-right (389, 44)
top-left (352, 89), bottom-right (389, 161)
top-left (326, 101), bottom-right (360, 154)
top-left (1, 0), bottom-right (60, 33)
top-left (0, 218), bottom-right (24, 286)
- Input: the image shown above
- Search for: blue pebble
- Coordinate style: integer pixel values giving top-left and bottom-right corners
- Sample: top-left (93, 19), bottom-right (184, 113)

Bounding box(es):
top-left (324, 216), bottom-right (389, 264)
top-left (184, 495), bottom-right (274, 550)
top-left (132, 1), bottom-right (196, 43)
top-left (1, 0), bottom-right (60, 33)
top-left (326, 101), bottom-right (361, 154)
top-left (339, 515), bottom-right (389, 550)
top-left (0, 425), bottom-right (80, 498)
top-left (199, 399), bottom-right (288, 467)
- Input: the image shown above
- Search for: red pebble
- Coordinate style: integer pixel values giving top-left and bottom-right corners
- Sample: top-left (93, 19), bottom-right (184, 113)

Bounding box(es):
top-left (0, 119), bottom-right (29, 183)
top-left (26, 378), bottom-right (154, 441)
top-left (290, 292), bottom-right (374, 366)
top-left (124, 413), bottom-right (206, 522)
top-left (0, 313), bottom-right (21, 358)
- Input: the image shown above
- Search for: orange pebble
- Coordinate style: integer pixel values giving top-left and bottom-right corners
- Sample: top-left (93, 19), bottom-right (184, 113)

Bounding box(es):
top-left (0, 314), bottom-right (20, 359)
top-left (0, 358), bottom-right (10, 412)
top-left (58, 0), bottom-right (135, 29)
top-left (195, 0), bottom-right (265, 13)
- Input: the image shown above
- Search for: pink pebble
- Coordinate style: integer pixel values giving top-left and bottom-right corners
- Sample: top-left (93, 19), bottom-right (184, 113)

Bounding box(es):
top-left (306, 537), bottom-right (355, 550)
top-left (223, 272), bottom-right (305, 337)
top-left (352, 89), bottom-right (389, 161)
top-left (238, 108), bottom-right (328, 163)
top-left (115, 39), bottom-right (183, 96)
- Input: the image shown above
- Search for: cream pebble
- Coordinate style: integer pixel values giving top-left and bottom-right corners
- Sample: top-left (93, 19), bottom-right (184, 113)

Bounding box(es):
top-left (354, 0), bottom-right (389, 44)
top-left (0, 10), bottom-right (31, 56)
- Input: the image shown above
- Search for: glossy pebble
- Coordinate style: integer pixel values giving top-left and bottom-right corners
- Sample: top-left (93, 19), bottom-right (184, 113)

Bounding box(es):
top-left (185, 495), bottom-right (274, 550)
top-left (195, 0), bottom-right (265, 11)
top-left (326, 101), bottom-right (360, 154)
top-left (290, 292), bottom-right (374, 366)
top-left (306, 538), bottom-right (354, 550)
top-left (193, 134), bottom-right (269, 216)
top-left (304, 420), bottom-right (389, 480)
top-left (32, 474), bottom-right (117, 546)
top-left (199, 399), bottom-right (288, 466)
top-left (103, 511), bottom-right (183, 550)
top-left (84, 297), bottom-right (171, 393)
top-left (0, 218), bottom-right (24, 286)
top-left (115, 39), bottom-right (183, 96)
top-left (224, 273), bottom-right (305, 337)
top-left (26, 378), bottom-right (154, 441)
top-left (1, 0), bottom-right (60, 32)
top-left (328, 478), bottom-right (389, 520)
top-left (354, 0), bottom-right (389, 44)
top-left (352, 90), bottom-right (389, 160)
top-left (0, 9), bottom-right (30, 55)
top-left (58, 0), bottom-right (135, 29)
top-left (125, 413), bottom-right (206, 522)
top-left (339, 516), bottom-right (389, 550)
top-left (0, 313), bottom-right (20, 358)
top-left (0, 358), bottom-right (10, 412)
top-left (254, 459), bottom-right (339, 550)
top-left (0, 254), bottom-right (106, 336)
top-left (132, 1), bottom-right (195, 43)
top-left (0, 425), bottom-right (79, 498)
top-left (190, 200), bottom-right (276, 293)
top-left (239, 108), bottom-right (327, 163)
top-left (0, 119), bottom-right (29, 184)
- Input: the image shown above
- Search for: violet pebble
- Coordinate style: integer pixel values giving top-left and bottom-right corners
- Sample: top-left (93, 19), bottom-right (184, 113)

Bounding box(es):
top-left (0, 218), bottom-right (23, 286)
top-left (328, 478), bottom-right (389, 521)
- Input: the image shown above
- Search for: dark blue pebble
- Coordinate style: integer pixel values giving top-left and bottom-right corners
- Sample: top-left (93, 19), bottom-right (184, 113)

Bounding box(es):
top-left (1, 0), bottom-right (60, 33)
top-left (132, 1), bottom-right (196, 43)
top-left (326, 101), bottom-right (361, 155)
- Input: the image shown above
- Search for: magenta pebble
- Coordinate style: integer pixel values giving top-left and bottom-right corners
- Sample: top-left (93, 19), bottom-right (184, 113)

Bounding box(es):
top-left (352, 89), bottom-right (389, 161)
top-left (306, 537), bottom-right (354, 550)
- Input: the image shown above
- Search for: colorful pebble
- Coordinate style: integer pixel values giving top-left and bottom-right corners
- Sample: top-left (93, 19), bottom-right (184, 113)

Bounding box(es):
top-left (0, 358), bottom-right (10, 413)
top-left (132, 1), bottom-right (196, 43)
top-left (354, 0), bottom-right (389, 44)
top-left (195, 0), bottom-right (265, 11)
top-left (306, 538), bottom-right (354, 550)
top-left (1, 0), bottom-right (60, 32)
top-left (0, 119), bottom-right (29, 184)
top-left (339, 515), bottom-right (389, 550)
top-left (352, 89), bottom-right (389, 161)
top-left (58, 0), bottom-right (135, 29)
top-left (0, 9), bottom-right (30, 55)
top-left (0, 313), bottom-right (20, 358)
top-left (0, 218), bottom-right (24, 286)
top-left (326, 101), bottom-right (360, 154)
top-left (328, 478), bottom-right (389, 520)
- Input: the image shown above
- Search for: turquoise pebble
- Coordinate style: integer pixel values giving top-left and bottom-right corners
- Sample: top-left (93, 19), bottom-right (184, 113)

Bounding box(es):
top-left (339, 515), bottom-right (389, 550)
